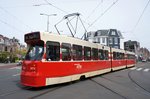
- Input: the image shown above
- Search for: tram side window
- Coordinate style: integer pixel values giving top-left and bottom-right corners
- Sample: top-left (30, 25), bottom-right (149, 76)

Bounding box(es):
top-left (61, 43), bottom-right (71, 61)
top-left (113, 52), bottom-right (117, 60)
top-left (113, 52), bottom-right (120, 60)
top-left (99, 49), bottom-right (104, 60)
top-left (113, 52), bottom-right (125, 60)
top-left (92, 48), bottom-right (98, 60)
top-left (120, 53), bottom-right (125, 60)
top-left (104, 50), bottom-right (109, 60)
top-left (73, 45), bottom-right (82, 60)
top-left (84, 47), bottom-right (91, 60)
top-left (46, 41), bottom-right (60, 61)
top-left (128, 54), bottom-right (135, 59)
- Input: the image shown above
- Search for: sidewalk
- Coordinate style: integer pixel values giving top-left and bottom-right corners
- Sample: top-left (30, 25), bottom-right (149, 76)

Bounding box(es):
top-left (0, 63), bottom-right (17, 67)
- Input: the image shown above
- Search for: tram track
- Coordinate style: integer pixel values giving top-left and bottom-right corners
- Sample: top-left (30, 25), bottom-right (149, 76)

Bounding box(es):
top-left (28, 86), bottom-right (62, 99)
top-left (0, 82), bottom-right (67, 99)
top-left (0, 86), bottom-right (31, 97)
top-left (28, 83), bottom-right (71, 99)
top-left (1, 66), bottom-right (148, 98)
top-left (89, 78), bottom-right (127, 99)
top-left (128, 70), bottom-right (150, 94)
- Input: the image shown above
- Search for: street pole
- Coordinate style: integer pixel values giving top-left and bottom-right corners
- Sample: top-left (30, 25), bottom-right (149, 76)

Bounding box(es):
top-left (40, 13), bottom-right (57, 32)
top-left (47, 16), bottom-right (49, 32)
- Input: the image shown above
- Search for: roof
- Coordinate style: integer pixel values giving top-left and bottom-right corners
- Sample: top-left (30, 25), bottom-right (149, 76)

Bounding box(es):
top-left (96, 30), bottom-right (109, 36)
top-left (117, 31), bottom-right (124, 39)
top-left (87, 29), bottom-right (123, 39)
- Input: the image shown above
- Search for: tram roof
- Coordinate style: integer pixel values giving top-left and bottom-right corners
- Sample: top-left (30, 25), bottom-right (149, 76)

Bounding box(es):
top-left (40, 32), bottom-right (104, 49)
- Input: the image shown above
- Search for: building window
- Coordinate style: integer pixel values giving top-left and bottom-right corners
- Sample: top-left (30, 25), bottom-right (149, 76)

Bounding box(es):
top-left (114, 46), bottom-right (119, 49)
top-left (87, 33), bottom-right (91, 37)
top-left (102, 38), bottom-right (105, 43)
top-left (73, 45), bottom-right (82, 60)
top-left (98, 38), bottom-right (100, 43)
top-left (114, 38), bottom-right (118, 44)
top-left (111, 31), bottom-right (116, 35)
top-left (61, 43), bottom-right (71, 61)
top-left (109, 38), bottom-right (113, 44)
top-left (46, 41), bottom-right (60, 61)
top-left (84, 46), bottom-right (91, 60)
top-left (5, 47), bottom-right (7, 51)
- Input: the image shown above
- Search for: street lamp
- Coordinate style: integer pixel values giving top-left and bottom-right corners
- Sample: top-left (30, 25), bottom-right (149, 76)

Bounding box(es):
top-left (40, 13), bottom-right (57, 32)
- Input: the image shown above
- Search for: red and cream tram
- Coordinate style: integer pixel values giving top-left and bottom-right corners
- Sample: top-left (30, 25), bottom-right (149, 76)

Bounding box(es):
top-left (21, 31), bottom-right (136, 87)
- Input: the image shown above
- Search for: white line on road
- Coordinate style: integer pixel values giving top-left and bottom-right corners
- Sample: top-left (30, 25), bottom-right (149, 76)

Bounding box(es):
top-left (143, 68), bottom-right (150, 72)
top-left (130, 67), bottom-right (137, 70)
top-left (136, 68), bottom-right (143, 71)
top-left (9, 67), bottom-right (21, 70)
top-left (12, 73), bottom-right (20, 76)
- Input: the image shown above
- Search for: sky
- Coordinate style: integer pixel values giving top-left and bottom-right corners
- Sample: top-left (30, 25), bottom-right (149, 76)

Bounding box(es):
top-left (0, 0), bottom-right (150, 50)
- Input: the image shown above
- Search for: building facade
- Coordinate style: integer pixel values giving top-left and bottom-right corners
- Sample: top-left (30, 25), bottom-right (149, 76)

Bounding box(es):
top-left (0, 34), bottom-right (25, 53)
top-left (87, 29), bottom-right (123, 49)
top-left (124, 40), bottom-right (150, 61)
top-left (124, 40), bottom-right (140, 53)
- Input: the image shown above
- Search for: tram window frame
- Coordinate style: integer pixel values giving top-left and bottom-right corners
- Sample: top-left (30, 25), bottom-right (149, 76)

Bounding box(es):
top-left (99, 49), bottom-right (104, 60)
top-left (84, 46), bottom-right (91, 60)
top-left (117, 52), bottom-right (120, 59)
top-left (113, 52), bottom-right (117, 60)
top-left (72, 44), bottom-right (82, 60)
top-left (61, 43), bottom-right (71, 61)
top-left (92, 48), bottom-right (98, 60)
top-left (104, 50), bottom-right (109, 60)
top-left (121, 53), bottom-right (125, 60)
top-left (113, 52), bottom-right (125, 60)
top-left (46, 41), bottom-right (60, 61)
top-left (128, 54), bottom-right (135, 59)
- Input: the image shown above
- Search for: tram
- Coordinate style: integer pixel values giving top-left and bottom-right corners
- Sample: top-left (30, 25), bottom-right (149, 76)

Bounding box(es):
top-left (21, 31), bottom-right (136, 87)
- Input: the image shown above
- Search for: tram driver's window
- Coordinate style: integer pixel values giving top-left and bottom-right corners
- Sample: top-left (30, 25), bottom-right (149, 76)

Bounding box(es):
top-left (46, 41), bottom-right (60, 61)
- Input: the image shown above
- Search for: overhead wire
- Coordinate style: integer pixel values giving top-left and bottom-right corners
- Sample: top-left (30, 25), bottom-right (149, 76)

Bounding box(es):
top-left (85, 0), bottom-right (104, 20)
top-left (0, 19), bottom-right (24, 33)
top-left (131, 0), bottom-right (150, 33)
top-left (44, 0), bottom-right (68, 14)
top-left (43, 0), bottom-right (97, 30)
top-left (129, 0), bottom-right (150, 50)
top-left (0, 6), bottom-right (34, 31)
top-left (87, 0), bottom-right (119, 30)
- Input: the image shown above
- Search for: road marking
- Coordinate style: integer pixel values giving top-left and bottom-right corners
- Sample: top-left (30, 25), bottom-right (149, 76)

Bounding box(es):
top-left (136, 68), bottom-right (143, 71)
top-left (12, 73), bottom-right (20, 76)
top-left (9, 67), bottom-right (21, 70)
top-left (130, 67), bottom-right (137, 70)
top-left (143, 68), bottom-right (150, 72)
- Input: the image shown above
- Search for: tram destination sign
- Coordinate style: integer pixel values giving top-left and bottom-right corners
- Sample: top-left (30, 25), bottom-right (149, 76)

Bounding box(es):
top-left (25, 32), bottom-right (40, 42)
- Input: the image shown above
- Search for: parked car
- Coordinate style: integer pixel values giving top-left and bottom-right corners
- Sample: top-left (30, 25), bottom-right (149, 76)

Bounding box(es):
top-left (17, 60), bottom-right (22, 66)
top-left (142, 59), bottom-right (147, 62)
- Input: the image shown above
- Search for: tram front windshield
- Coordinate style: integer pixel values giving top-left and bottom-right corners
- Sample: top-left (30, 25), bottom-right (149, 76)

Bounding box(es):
top-left (25, 41), bottom-right (44, 61)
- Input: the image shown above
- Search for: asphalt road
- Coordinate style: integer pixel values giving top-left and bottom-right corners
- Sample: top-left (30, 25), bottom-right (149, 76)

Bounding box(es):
top-left (0, 62), bottom-right (150, 99)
